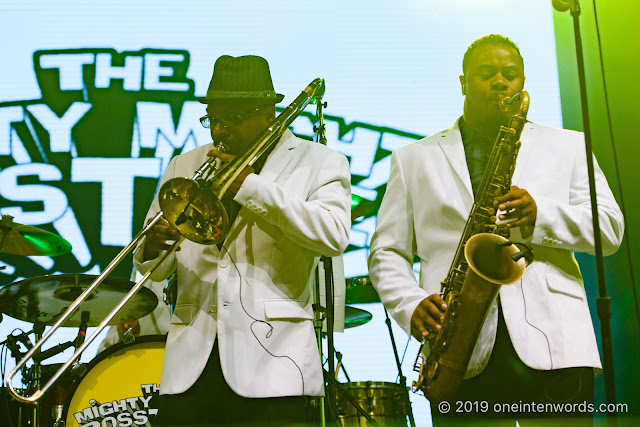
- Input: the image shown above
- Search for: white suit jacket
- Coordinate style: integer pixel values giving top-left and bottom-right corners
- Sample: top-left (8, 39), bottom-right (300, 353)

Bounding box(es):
top-left (134, 130), bottom-right (351, 397)
top-left (368, 120), bottom-right (624, 378)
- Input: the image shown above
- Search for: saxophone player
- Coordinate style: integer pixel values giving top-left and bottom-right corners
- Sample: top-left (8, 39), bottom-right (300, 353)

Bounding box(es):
top-left (368, 34), bottom-right (624, 425)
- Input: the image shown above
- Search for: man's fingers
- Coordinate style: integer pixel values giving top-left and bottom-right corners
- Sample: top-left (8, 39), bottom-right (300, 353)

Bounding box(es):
top-left (424, 302), bottom-right (445, 323)
top-left (207, 149), bottom-right (235, 162)
top-left (498, 197), bottom-right (531, 212)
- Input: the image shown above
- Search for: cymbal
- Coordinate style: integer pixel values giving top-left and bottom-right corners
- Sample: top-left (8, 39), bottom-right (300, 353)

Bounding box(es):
top-left (0, 274), bottom-right (158, 327)
top-left (344, 306), bottom-right (372, 329)
top-left (351, 195), bottom-right (378, 221)
top-left (345, 276), bottom-right (380, 304)
top-left (0, 215), bottom-right (72, 256)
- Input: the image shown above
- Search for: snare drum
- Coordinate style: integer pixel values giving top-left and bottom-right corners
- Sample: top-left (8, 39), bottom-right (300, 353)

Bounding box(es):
top-left (336, 381), bottom-right (408, 426)
top-left (64, 335), bottom-right (165, 427)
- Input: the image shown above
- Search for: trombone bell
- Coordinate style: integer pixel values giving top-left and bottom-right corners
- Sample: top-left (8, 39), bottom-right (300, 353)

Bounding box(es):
top-left (159, 178), bottom-right (229, 245)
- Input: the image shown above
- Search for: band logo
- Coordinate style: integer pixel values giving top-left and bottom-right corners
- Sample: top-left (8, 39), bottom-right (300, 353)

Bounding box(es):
top-left (0, 48), bottom-right (423, 282)
top-left (72, 383), bottom-right (159, 426)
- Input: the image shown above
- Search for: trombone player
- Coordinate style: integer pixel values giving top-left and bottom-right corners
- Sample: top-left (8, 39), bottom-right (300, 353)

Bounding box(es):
top-left (135, 55), bottom-right (351, 425)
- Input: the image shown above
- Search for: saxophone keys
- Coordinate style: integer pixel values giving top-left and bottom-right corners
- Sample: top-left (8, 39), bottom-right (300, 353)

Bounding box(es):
top-left (427, 360), bottom-right (440, 382)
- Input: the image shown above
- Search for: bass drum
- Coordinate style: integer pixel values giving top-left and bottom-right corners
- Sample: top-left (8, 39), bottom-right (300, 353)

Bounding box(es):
top-left (336, 381), bottom-right (408, 426)
top-left (64, 335), bottom-right (165, 427)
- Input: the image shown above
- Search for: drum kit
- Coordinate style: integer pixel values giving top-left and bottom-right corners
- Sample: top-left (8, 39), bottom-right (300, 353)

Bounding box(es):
top-left (332, 277), bottom-right (416, 427)
top-left (0, 215), bottom-right (159, 426)
top-left (1, 213), bottom-right (415, 426)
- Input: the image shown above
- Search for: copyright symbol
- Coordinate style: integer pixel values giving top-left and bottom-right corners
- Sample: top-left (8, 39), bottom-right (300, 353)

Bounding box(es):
top-left (438, 401), bottom-right (451, 414)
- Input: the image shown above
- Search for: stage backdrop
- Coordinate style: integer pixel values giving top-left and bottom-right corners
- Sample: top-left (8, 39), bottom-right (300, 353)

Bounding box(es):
top-left (0, 1), bottom-right (571, 425)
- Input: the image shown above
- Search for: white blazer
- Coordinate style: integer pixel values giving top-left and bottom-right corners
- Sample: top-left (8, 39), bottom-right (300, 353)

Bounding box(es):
top-left (368, 120), bottom-right (624, 378)
top-left (134, 130), bottom-right (351, 397)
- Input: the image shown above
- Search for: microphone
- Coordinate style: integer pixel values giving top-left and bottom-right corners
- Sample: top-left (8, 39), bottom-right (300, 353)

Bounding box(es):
top-left (5, 336), bottom-right (24, 360)
top-left (552, 0), bottom-right (572, 12)
top-left (32, 341), bottom-right (73, 363)
top-left (15, 332), bottom-right (33, 350)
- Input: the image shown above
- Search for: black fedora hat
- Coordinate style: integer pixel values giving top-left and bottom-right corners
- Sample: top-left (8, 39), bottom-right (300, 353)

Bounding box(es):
top-left (197, 55), bottom-right (284, 104)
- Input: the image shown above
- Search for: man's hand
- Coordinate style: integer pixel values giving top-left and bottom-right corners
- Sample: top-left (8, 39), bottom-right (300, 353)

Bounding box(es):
top-left (411, 294), bottom-right (447, 342)
top-left (207, 149), bottom-right (254, 195)
top-left (142, 218), bottom-right (181, 261)
top-left (494, 185), bottom-right (537, 230)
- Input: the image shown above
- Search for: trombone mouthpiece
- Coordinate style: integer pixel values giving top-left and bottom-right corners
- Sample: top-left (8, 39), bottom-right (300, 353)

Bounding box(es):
top-left (213, 142), bottom-right (229, 153)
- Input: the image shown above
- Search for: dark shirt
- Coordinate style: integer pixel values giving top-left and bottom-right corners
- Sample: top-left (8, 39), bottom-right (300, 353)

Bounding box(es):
top-left (458, 116), bottom-right (495, 197)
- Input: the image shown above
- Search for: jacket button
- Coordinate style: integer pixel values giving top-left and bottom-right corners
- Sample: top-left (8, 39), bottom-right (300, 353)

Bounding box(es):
top-left (219, 259), bottom-right (228, 268)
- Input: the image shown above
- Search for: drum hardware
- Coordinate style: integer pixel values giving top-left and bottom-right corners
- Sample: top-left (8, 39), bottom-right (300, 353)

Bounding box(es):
top-left (0, 214), bottom-right (72, 256)
top-left (122, 327), bottom-right (136, 345)
top-left (51, 404), bottom-right (65, 427)
top-left (1, 314), bottom-right (94, 427)
top-left (381, 308), bottom-right (415, 427)
top-left (341, 276), bottom-right (416, 427)
top-left (345, 276), bottom-right (380, 304)
top-left (335, 351), bottom-right (349, 381)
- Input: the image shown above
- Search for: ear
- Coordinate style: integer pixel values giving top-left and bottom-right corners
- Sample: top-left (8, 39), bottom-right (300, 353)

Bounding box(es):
top-left (459, 75), bottom-right (466, 95)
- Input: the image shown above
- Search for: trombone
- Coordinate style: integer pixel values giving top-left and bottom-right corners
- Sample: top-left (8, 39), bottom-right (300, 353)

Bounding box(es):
top-left (5, 77), bottom-right (326, 404)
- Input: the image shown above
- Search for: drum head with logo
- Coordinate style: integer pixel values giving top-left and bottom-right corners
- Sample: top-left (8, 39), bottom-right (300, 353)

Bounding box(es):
top-left (64, 335), bottom-right (165, 427)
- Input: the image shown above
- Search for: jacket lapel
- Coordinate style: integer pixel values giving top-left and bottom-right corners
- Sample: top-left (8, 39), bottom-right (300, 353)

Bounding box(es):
top-left (437, 120), bottom-right (474, 205)
top-left (214, 130), bottom-right (299, 255)
top-left (258, 129), bottom-right (299, 182)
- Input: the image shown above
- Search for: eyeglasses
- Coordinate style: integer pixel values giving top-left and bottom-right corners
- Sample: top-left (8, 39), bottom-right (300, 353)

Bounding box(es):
top-left (200, 106), bottom-right (264, 130)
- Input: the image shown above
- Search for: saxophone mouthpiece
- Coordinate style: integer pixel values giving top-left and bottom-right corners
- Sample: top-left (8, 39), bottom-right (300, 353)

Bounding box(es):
top-left (498, 92), bottom-right (522, 111)
top-left (506, 92), bottom-right (522, 105)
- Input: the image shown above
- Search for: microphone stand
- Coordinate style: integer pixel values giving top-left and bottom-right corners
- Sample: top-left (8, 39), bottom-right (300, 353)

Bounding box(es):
top-left (312, 97), bottom-right (378, 426)
top-left (323, 255), bottom-right (337, 421)
top-left (312, 266), bottom-right (327, 427)
top-left (312, 94), bottom-right (332, 426)
top-left (312, 96), bottom-right (340, 424)
top-left (553, 1), bottom-right (617, 423)
top-left (383, 308), bottom-right (416, 427)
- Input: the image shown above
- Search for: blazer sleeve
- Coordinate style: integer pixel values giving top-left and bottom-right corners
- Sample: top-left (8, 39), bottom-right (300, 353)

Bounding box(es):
top-left (368, 150), bottom-right (429, 336)
top-left (233, 149), bottom-right (351, 257)
top-left (531, 132), bottom-right (624, 256)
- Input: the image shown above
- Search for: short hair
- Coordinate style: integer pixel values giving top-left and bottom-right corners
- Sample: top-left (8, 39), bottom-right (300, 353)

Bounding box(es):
top-left (462, 34), bottom-right (524, 75)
